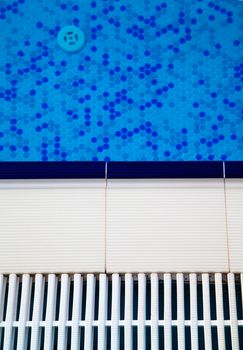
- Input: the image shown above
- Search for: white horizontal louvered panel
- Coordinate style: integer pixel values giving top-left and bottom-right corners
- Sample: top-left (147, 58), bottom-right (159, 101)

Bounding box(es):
top-left (106, 179), bottom-right (228, 272)
top-left (0, 273), bottom-right (242, 349)
top-left (225, 179), bottom-right (243, 272)
top-left (0, 180), bottom-right (105, 273)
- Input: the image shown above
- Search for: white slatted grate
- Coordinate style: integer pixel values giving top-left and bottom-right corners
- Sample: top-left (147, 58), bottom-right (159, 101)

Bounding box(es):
top-left (0, 273), bottom-right (243, 349)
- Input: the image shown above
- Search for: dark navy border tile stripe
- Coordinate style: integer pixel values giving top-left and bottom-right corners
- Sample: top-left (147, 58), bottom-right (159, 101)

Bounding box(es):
top-left (3, 161), bottom-right (243, 179)
top-left (225, 161), bottom-right (243, 178)
top-left (107, 161), bottom-right (224, 178)
top-left (0, 162), bottom-right (106, 179)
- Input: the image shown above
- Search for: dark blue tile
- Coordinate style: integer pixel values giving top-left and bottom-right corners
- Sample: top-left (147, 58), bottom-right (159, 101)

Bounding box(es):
top-left (225, 161), bottom-right (243, 178)
top-left (0, 162), bottom-right (106, 179)
top-left (107, 161), bottom-right (224, 178)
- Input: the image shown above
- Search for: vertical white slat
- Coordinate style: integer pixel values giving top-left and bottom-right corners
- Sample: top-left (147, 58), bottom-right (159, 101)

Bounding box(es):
top-left (44, 274), bottom-right (57, 350)
top-left (164, 273), bottom-right (172, 350)
top-left (111, 274), bottom-right (120, 350)
top-left (177, 273), bottom-right (185, 350)
top-left (227, 273), bottom-right (239, 350)
top-left (0, 274), bottom-right (6, 322)
top-left (3, 274), bottom-right (19, 350)
top-left (0, 274), bottom-right (5, 347)
top-left (98, 274), bottom-right (108, 350)
top-left (190, 273), bottom-right (198, 350)
top-left (151, 273), bottom-right (159, 350)
top-left (125, 273), bottom-right (133, 350)
top-left (71, 274), bottom-right (83, 350)
top-left (138, 274), bottom-right (146, 350)
top-left (58, 274), bottom-right (70, 350)
top-left (17, 274), bottom-right (32, 350)
top-left (84, 274), bottom-right (96, 350)
top-left (202, 274), bottom-right (212, 350)
top-left (31, 274), bottom-right (44, 350)
top-left (215, 273), bottom-right (226, 350)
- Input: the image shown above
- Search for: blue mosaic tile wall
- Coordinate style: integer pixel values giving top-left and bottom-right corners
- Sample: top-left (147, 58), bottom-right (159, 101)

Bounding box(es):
top-left (0, 0), bottom-right (242, 161)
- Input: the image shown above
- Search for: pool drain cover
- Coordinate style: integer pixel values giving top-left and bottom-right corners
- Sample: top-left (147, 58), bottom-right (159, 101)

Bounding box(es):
top-left (57, 25), bottom-right (85, 52)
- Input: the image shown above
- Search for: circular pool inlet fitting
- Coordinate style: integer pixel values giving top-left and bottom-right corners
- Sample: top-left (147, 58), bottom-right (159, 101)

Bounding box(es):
top-left (57, 25), bottom-right (85, 52)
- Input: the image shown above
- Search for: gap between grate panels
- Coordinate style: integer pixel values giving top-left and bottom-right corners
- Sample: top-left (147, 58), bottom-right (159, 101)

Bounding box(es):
top-left (0, 273), bottom-right (243, 350)
top-left (223, 175), bottom-right (232, 275)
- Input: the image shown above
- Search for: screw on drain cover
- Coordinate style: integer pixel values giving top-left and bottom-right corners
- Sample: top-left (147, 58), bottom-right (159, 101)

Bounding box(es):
top-left (57, 25), bottom-right (85, 52)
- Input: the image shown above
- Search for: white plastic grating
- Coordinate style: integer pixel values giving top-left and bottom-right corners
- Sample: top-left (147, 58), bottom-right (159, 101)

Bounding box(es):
top-left (0, 273), bottom-right (243, 349)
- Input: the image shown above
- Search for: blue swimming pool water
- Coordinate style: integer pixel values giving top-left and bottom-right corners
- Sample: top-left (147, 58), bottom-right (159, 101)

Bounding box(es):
top-left (0, 0), bottom-right (242, 161)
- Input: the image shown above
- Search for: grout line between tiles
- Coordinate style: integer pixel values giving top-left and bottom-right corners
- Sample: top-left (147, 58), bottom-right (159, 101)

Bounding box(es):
top-left (105, 162), bottom-right (108, 273)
